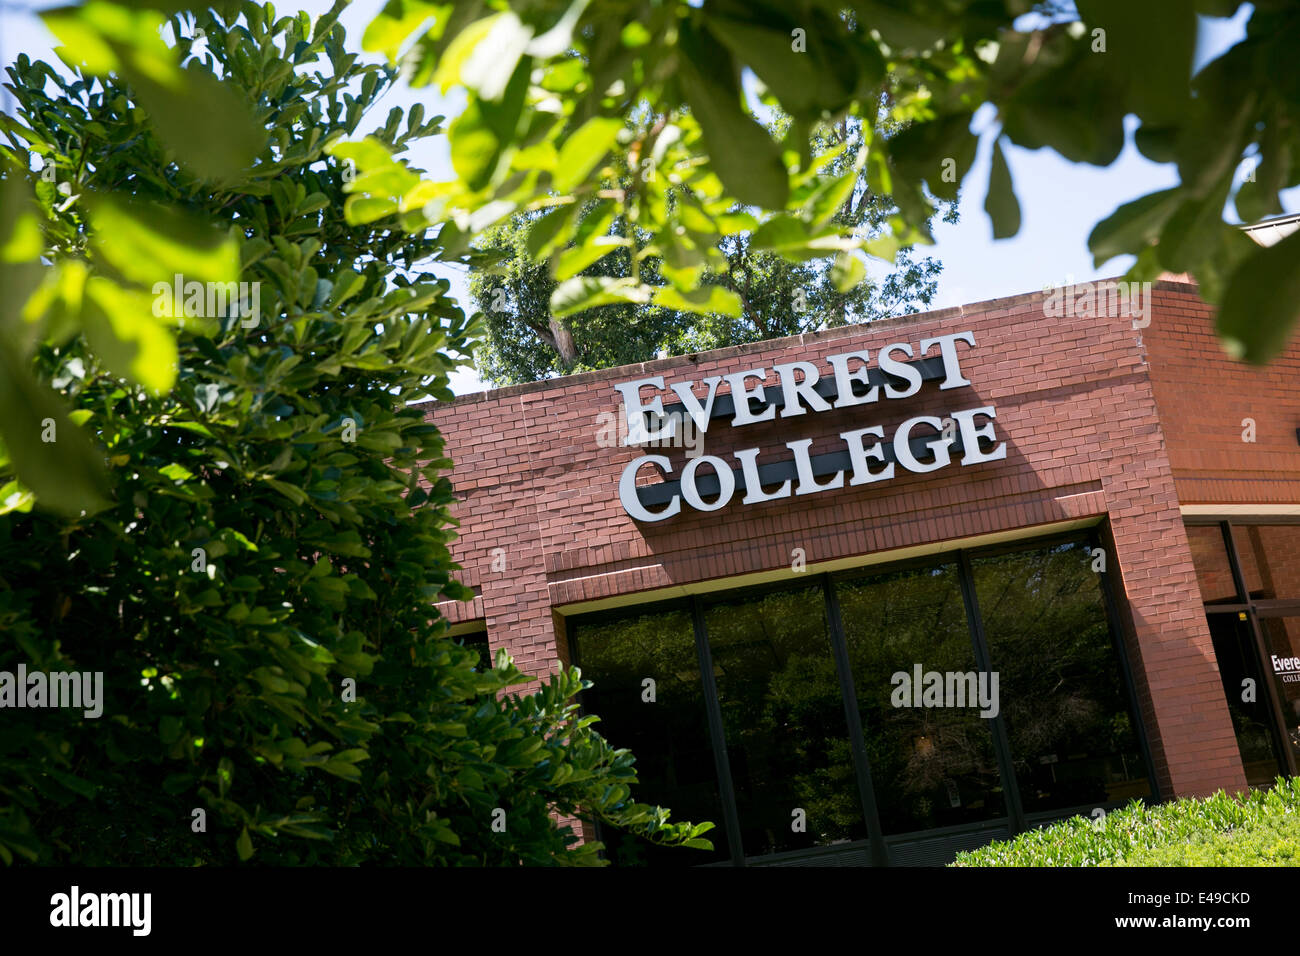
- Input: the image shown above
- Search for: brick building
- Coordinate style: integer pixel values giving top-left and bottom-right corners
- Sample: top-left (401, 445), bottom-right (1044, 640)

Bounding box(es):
top-left (428, 275), bottom-right (1300, 866)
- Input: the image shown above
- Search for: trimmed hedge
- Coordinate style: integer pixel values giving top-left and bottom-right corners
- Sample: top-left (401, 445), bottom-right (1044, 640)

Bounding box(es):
top-left (952, 777), bottom-right (1300, 867)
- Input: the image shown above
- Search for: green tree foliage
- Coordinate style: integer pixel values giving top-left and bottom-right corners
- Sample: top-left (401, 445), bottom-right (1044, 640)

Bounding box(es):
top-left (343, 0), bottom-right (1300, 368)
top-left (467, 117), bottom-right (956, 385)
top-left (8, 0), bottom-right (1299, 509)
top-left (0, 3), bottom-right (709, 865)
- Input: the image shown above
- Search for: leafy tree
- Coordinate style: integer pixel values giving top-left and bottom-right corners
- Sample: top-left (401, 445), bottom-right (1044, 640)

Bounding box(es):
top-left (342, 0), bottom-right (1300, 368)
top-left (468, 116), bottom-right (957, 385)
top-left (0, 2), bottom-right (710, 865)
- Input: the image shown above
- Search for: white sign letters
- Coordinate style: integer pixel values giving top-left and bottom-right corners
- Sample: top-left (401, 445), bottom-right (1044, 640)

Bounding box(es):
top-left (614, 330), bottom-right (1003, 522)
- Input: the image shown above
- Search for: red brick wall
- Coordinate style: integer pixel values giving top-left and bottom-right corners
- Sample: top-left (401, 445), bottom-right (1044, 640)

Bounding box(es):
top-left (1142, 281), bottom-right (1300, 506)
top-left (428, 281), bottom-right (1267, 799)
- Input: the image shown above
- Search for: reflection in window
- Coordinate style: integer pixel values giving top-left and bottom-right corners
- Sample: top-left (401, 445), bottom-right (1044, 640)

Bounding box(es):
top-left (1232, 524), bottom-right (1300, 603)
top-left (569, 534), bottom-right (1155, 865)
top-left (1186, 525), bottom-right (1239, 605)
top-left (1208, 614), bottom-right (1286, 787)
top-left (1261, 615), bottom-right (1300, 768)
top-left (837, 563), bottom-right (1005, 833)
top-left (573, 608), bottom-right (730, 866)
top-left (704, 587), bottom-right (864, 858)
top-left (973, 541), bottom-right (1151, 814)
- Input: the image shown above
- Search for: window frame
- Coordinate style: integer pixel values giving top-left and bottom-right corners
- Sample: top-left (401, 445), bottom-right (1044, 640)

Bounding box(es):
top-left (1184, 518), bottom-right (1300, 779)
top-left (568, 524), bottom-right (1156, 865)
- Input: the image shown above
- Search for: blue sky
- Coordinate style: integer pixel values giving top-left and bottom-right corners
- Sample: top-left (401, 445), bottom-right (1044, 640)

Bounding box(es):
top-left (3, 2), bottom-right (1294, 396)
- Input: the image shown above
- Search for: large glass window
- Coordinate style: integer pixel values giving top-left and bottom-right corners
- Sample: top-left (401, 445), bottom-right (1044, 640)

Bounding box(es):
top-left (572, 606), bottom-right (731, 866)
top-left (972, 541), bottom-right (1151, 814)
top-left (1260, 614), bottom-right (1300, 767)
top-left (837, 563), bottom-right (1005, 833)
top-left (1186, 521), bottom-right (1299, 786)
top-left (570, 531), bottom-right (1152, 865)
top-left (704, 586), bottom-right (864, 858)
top-left (1234, 521), bottom-right (1300, 770)
top-left (1206, 612), bottom-right (1287, 786)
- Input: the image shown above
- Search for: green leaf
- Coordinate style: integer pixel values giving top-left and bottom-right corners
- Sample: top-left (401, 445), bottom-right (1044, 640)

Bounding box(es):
top-left (129, 65), bottom-right (264, 181)
top-left (553, 117), bottom-right (623, 194)
top-left (1216, 228), bottom-right (1300, 364)
top-left (82, 278), bottom-right (178, 395)
top-left (0, 208), bottom-right (42, 263)
top-left (750, 215), bottom-right (859, 261)
top-left (1075, 0), bottom-right (1195, 126)
top-left (236, 827), bottom-right (253, 861)
top-left (807, 171), bottom-right (859, 228)
top-left (553, 236), bottom-right (624, 280)
top-left (888, 112), bottom-right (977, 203)
top-left (0, 349), bottom-right (111, 516)
top-left (1000, 53), bottom-right (1126, 167)
top-left (1157, 180), bottom-right (1232, 275)
top-left (449, 99), bottom-right (502, 193)
top-left (829, 252), bottom-right (866, 293)
top-left (863, 233), bottom-right (902, 263)
top-left (984, 139), bottom-right (1021, 240)
top-left (677, 23), bottom-right (789, 210)
top-left (525, 204), bottom-right (577, 260)
top-left (435, 12), bottom-right (531, 101)
top-left (46, 768), bottom-right (97, 798)
top-left (362, 0), bottom-right (446, 62)
top-left (431, 13), bottom-right (500, 92)
top-left (652, 283), bottom-right (741, 318)
top-left (42, 4), bottom-right (123, 74)
top-left (1088, 188), bottom-right (1183, 267)
top-left (707, 16), bottom-right (844, 116)
top-left (89, 196), bottom-right (239, 288)
top-left (218, 757), bottom-right (234, 798)
top-left (550, 276), bottom-right (652, 318)
top-left (159, 716), bottom-right (181, 744)
top-left (264, 478), bottom-right (309, 506)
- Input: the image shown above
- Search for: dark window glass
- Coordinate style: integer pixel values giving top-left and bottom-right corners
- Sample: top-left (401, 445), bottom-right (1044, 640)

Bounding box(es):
top-left (1207, 613), bottom-right (1287, 786)
top-left (973, 540), bottom-right (1152, 814)
top-left (1232, 524), bottom-right (1300, 603)
top-left (1260, 615), bottom-right (1300, 770)
top-left (459, 630), bottom-right (491, 669)
top-left (1186, 524), bottom-right (1240, 605)
top-left (837, 563), bottom-right (1006, 834)
top-left (572, 608), bottom-right (729, 866)
top-left (704, 586), bottom-right (864, 858)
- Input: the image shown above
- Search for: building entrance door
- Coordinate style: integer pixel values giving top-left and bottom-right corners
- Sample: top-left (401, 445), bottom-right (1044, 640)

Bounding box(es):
top-left (1205, 611), bottom-right (1288, 787)
top-left (1258, 613), bottom-right (1300, 770)
top-left (1186, 521), bottom-right (1300, 788)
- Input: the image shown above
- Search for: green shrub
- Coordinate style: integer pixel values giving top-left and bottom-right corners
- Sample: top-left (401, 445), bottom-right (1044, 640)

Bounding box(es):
top-left (1117, 812), bottom-right (1300, 866)
top-left (952, 777), bottom-right (1300, 867)
top-left (0, 2), bottom-right (709, 865)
